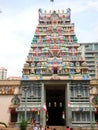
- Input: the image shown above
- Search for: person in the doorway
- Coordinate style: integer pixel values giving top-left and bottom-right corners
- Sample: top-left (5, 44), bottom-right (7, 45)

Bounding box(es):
top-left (30, 118), bottom-right (33, 128)
top-left (46, 126), bottom-right (50, 130)
top-left (66, 126), bottom-right (70, 130)
top-left (53, 128), bottom-right (56, 130)
top-left (38, 125), bottom-right (44, 130)
top-left (44, 125), bottom-right (47, 130)
top-left (33, 123), bottom-right (38, 130)
top-left (33, 119), bottom-right (36, 126)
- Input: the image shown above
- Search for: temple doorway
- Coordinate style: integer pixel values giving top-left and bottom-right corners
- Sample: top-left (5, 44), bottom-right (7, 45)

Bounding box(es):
top-left (46, 84), bottom-right (66, 126)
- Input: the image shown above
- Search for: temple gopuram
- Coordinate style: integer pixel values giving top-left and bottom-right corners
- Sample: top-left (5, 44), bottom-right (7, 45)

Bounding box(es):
top-left (16, 8), bottom-right (95, 128)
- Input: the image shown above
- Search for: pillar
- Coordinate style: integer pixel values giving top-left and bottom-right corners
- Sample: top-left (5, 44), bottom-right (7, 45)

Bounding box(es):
top-left (65, 82), bottom-right (72, 127)
top-left (40, 82), bottom-right (46, 126)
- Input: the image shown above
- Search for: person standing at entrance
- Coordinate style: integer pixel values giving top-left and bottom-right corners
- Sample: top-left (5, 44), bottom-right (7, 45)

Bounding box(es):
top-left (44, 126), bottom-right (50, 130)
top-left (30, 118), bottom-right (33, 128)
top-left (38, 125), bottom-right (44, 130)
top-left (66, 126), bottom-right (70, 130)
top-left (33, 124), bottom-right (38, 130)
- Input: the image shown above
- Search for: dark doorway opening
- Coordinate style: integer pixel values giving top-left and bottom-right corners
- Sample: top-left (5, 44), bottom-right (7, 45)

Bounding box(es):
top-left (46, 84), bottom-right (65, 126)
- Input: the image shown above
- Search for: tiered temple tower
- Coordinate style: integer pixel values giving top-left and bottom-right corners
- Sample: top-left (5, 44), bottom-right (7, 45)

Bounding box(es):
top-left (16, 8), bottom-right (95, 128)
top-left (22, 8), bottom-right (89, 80)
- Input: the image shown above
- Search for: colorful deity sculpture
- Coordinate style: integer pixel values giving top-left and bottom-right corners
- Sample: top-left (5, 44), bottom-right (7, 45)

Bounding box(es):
top-left (58, 26), bottom-right (62, 33)
top-left (46, 36), bottom-right (51, 44)
top-left (38, 36), bottom-right (42, 44)
top-left (59, 36), bottom-right (64, 44)
top-left (75, 62), bottom-right (81, 73)
top-left (70, 26), bottom-right (74, 33)
top-left (81, 62), bottom-right (88, 75)
top-left (35, 27), bottom-right (39, 33)
top-left (32, 37), bottom-right (37, 44)
top-left (73, 36), bottom-right (78, 43)
top-left (50, 43), bottom-right (60, 56)
top-left (48, 26), bottom-right (52, 33)
top-left (68, 35), bottom-right (72, 42)
top-left (70, 62), bottom-right (74, 74)
top-left (64, 62), bottom-right (70, 74)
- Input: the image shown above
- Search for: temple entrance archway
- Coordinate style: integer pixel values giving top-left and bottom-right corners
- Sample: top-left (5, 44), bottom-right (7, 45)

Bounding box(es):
top-left (46, 84), bottom-right (66, 126)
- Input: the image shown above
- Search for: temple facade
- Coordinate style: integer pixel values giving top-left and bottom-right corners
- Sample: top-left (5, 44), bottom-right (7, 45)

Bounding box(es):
top-left (16, 8), bottom-right (95, 128)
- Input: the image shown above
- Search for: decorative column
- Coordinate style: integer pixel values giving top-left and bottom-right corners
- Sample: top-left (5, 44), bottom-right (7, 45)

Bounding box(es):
top-left (24, 88), bottom-right (28, 120)
top-left (65, 82), bottom-right (72, 127)
top-left (40, 82), bottom-right (46, 126)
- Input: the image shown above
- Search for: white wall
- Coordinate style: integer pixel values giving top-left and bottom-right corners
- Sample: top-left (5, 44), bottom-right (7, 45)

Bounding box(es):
top-left (0, 95), bottom-right (13, 125)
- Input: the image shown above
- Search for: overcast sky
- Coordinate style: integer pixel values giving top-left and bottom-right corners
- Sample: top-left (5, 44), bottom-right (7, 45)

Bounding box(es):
top-left (0, 0), bottom-right (98, 77)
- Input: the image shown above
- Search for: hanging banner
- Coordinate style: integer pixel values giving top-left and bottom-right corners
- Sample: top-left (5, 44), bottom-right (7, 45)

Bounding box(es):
top-left (42, 102), bottom-right (47, 112)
